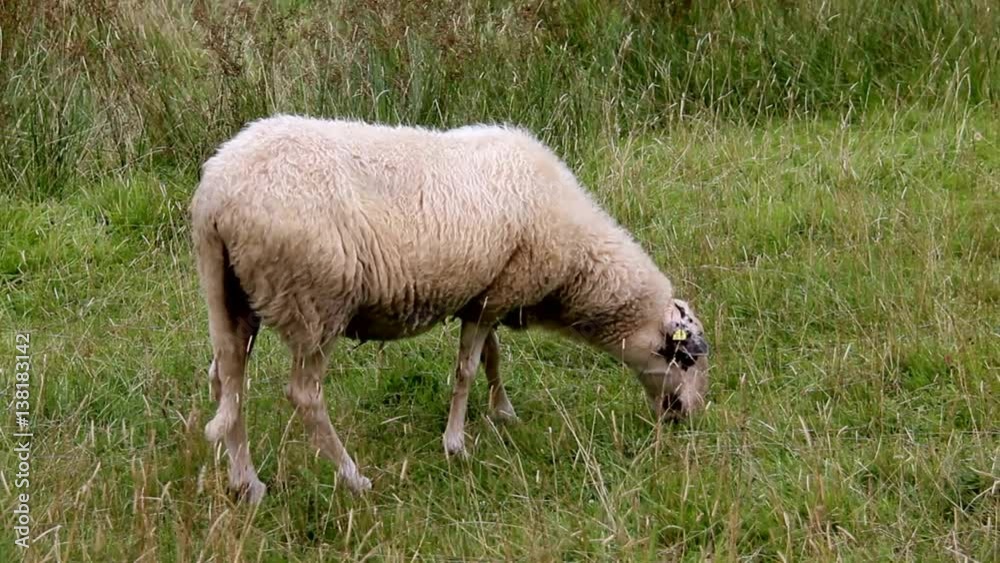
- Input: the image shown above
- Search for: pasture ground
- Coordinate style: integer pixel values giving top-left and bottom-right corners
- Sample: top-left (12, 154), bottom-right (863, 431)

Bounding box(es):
top-left (2, 108), bottom-right (997, 561)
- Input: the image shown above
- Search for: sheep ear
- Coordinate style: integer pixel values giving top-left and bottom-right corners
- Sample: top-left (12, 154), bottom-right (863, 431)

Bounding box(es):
top-left (672, 299), bottom-right (690, 320)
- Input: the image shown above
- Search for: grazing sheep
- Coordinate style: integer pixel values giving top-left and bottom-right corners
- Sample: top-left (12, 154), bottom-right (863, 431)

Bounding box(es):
top-left (191, 115), bottom-right (709, 502)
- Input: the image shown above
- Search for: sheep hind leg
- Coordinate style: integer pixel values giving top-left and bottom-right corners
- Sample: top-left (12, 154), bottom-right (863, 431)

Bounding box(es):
top-left (204, 313), bottom-right (265, 503)
top-left (443, 321), bottom-right (493, 457)
top-left (286, 348), bottom-right (371, 493)
top-left (482, 330), bottom-right (517, 422)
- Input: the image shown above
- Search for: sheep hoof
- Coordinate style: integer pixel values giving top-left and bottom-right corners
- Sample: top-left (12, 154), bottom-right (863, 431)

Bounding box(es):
top-left (442, 433), bottom-right (468, 458)
top-left (233, 479), bottom-right (267, 504)
top-left (339, 469), bottom-right (372, 494)
top-left (490, 408), bottom-right (518, 423)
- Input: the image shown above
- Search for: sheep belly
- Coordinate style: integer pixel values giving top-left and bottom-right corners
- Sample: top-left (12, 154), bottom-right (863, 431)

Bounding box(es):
top-left (344, 278), bottom-right (499, 342)
top-left (343, 307), bottom-right (451, 341)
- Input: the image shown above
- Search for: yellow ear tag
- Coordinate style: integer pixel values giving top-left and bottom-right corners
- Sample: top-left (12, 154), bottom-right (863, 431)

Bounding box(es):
top-left (672, 328), bottom-right (689, 341)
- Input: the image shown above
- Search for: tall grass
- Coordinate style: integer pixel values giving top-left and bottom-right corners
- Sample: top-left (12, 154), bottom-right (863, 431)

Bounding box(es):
top-left (2, 0), bottom-right (996, 197)
top-left (2, 2), bottom-right (998, 560)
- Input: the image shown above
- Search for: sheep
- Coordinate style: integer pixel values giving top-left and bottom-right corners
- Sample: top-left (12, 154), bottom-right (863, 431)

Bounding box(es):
top-left (190, 115), bottom-right (709, 503)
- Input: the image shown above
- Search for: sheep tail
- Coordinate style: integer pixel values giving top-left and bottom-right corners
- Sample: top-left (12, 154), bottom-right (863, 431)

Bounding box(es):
top-left (193, 208), bottom-right (257, 443)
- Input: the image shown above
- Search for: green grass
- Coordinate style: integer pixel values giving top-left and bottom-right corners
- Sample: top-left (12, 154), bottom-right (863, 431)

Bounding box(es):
top-left (3, 0), bottom-right (997, 195)
top-left (2, 108), bottom-right (997, 561)
top-left (1, 0), bottom-right (999, 561)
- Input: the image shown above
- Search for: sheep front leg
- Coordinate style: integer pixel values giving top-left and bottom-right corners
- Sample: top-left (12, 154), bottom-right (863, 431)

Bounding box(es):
top-left (443, 322), bottom-right (492, 456)
top-left (286, 350), bottom-right (371, 493)
top-left (483, 330), bottom-right (517, 421)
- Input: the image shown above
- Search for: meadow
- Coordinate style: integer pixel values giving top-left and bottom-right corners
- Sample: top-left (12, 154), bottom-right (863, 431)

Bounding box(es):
top-left (1, 1), bottom-right (997, 560)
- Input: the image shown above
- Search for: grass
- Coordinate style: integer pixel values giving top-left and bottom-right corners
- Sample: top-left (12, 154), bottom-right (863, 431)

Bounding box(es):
top-left (1, 1), bottom-right (998, 561)
top-left (3, 0), bottom-right (997, 195)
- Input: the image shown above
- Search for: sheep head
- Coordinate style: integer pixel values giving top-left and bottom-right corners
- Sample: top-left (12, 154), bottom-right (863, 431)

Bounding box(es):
top-left (621, 298), bottom-right (709, 421)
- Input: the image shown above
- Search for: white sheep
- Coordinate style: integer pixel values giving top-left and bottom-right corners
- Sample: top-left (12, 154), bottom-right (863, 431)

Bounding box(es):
top-left (191, 115), bottom-right (709, 502)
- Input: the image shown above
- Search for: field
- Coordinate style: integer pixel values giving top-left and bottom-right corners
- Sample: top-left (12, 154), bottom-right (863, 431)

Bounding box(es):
top-left (1, 1), bottom-right (998, 561)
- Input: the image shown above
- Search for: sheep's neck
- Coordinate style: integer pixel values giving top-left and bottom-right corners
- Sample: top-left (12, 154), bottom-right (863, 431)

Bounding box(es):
top-left (553, 236), bottom-right (670, 347)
